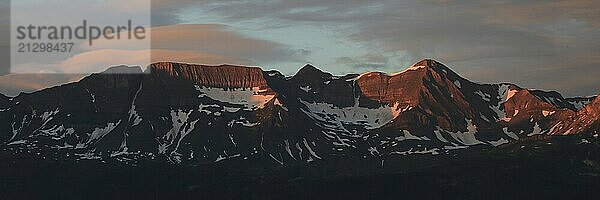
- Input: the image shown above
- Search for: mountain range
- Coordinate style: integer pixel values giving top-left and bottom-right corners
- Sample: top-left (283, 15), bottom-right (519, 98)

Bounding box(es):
top-left (1, 59), bottom-right (598, 165)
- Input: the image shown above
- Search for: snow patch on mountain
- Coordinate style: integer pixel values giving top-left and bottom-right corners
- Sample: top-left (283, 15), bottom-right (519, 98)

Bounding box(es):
top-left (198, 103), bottom-right (220, 115)
top-left (274, 98), bottom-right (288, 111)
top-left (395, 130), bottom-right (430, 141)
top-left (299, 100), bottom-right (403, 130)
top-left (129, 105), bottom-right (142, 127)
top-left (128, 82), bottom-right (144, 127)
top-left (300, 85), bottom-right (312, 92)
top-left (228, 117), bottom-right (260, 127)
top-left (40, 125), bottom-right (75, 140)
top-left (8, 140), bottom-right (27, 146)
top-left (195, 86), bottom-right (275, 110)
top-left (85, 89), bottom-right (96, 103)
top-left (304, 138), bottom-right (322, 161)
top-left (389, 65), bottom-right (426, 76)
top-left (351, 65), bottom-right (426, 81)
top-left (434, 129), bottom-right (449, 143)
top-left (475, 91), bottom-right (491, 101)
top-left (527, 123), bottom-right (544, 136)
top-left (214, 153), bottom-right (241, 163)
top-left (503, 127), bottom-right (519, 140)
top-left (41, 108), bottom-right (60, 123)
top-left (390, 148), bottom-right (440, 156)
top-left (446, 119), bottom-right (483, 145)
top-left (453, 80), bottom-right (461, 89)
top-left (351, 72), bottom-right (380, 81)
top-left (489, 138), bottom-right (509, 146)
top-left (86, 120), bottom-right (122, 144)
top-left (162, 109), bottom-right (198, 153)
top-left (487, 84), bottom-right (518, 121)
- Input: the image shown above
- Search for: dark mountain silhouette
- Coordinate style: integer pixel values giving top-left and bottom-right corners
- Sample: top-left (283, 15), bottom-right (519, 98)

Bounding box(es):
top-left (0, 59), bottom-right (597, 164)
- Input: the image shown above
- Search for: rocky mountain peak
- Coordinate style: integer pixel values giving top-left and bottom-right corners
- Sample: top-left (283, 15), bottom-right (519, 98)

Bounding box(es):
top-left (101, 65), bottom-right (143, 74)
top-left (409, 59), bottom-right (452, 73)
top-left (354, 59), bottom-right (465, 106)
top-left (292, 64), bottom-right (333, 82)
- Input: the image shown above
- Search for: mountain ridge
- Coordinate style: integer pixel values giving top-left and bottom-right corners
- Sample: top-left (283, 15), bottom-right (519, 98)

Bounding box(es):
top-left (0, 59), bottom-right (597, 165)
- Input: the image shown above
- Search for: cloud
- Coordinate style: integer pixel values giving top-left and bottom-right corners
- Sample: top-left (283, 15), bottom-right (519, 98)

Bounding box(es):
top-left (150, 24), bottom-right (300, 63)
top-left (173, 0), bottom-right (599, 96)
top-left (150, 0), bottom-right (199, 26)
top-left (85, 24), bottom-right (302, 66)
top-left (42, 49), bottom-right (253, 73)
top-left (0, 23), bottom-right (301, 93)
top-left (468, 0), bottom-right (600, 28)
top-left (447, 57), bottom-right (600, 97)
top-left (1, 1), bottom-right (599, 96)
top-left (11, 23), bottom-right (299, 73)
top-left (336, 54), bottom-right (389, 71)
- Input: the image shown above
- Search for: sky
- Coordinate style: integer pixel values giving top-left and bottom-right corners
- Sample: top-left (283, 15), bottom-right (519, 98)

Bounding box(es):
top-left (0, 0), bottom-right (599, 97)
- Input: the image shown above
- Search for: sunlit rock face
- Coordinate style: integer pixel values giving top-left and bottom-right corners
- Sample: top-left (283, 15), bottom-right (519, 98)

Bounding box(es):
top-left (0, 59), bottom-right (597, 164)
top-left (355, 59), bottom-right (474, 132)
top-left (550, 95), bottom-right (600, 135)
top-left (579, 96), bottom-right (600, 133)
top-left (356, 59), bottom-right (432, 105)
top-left (149, 62), bottom-right (269, 89)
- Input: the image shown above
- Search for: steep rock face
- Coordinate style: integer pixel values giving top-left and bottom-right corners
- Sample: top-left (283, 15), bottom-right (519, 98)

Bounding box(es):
top-left (356, 70), bottom-right (422, 106)
top-left (580, 96), bottom-right (600, 120)
top-left (579, 96), bottom-right (600, 134)
top-left (501, 88), bottom-right (571, 132)
top-left (356, 59), bottom-right (473, 132)
top-left (550, 95), bottom-right (600, 135)
top-left (502, 89), bottom-right (556, 122)
top-left (150, 62), bottom-right (269, 89)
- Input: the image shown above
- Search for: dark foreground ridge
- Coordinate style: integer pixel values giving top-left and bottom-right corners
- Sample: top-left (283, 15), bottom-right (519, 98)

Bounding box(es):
top-left (0, 59), bottom-right (598, 199)
top-left (1, 135), bottom-right (599, 200)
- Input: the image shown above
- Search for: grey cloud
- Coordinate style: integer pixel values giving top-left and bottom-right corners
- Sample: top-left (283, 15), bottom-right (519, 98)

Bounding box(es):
top-left (150, 24), bottom-right (301, 64)
top-left (0, 23), bottom-right (308, 95)
top-left (1, 1), bottom-right (598, 96)
top-left (177, 0), bottom-right (599, 96)
top-left (336, 54), bottom-right (389, 70)
top-left (448, 57), bottom-right (600, 97)
top-left (151, 0), bottom-right (199, 26)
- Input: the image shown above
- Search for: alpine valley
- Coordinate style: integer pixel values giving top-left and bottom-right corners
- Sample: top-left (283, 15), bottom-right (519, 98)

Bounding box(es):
top-left (1, 59), bottom-right (599, 199)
